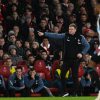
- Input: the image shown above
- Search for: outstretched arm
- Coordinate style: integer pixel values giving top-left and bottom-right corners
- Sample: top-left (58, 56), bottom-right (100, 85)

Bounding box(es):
top-left (38, 31), bottom-right (65, 39)
top-left (97, 14), bottom-right (100, 43)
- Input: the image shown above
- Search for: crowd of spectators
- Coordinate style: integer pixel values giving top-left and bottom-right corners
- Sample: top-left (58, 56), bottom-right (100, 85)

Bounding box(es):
top-left (0, 0), bottom-right (100, 97)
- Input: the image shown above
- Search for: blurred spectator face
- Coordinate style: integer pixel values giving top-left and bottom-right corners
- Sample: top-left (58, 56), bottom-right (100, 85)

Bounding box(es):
top-left (12, 12), bottom-right (18, 19)
top-left (11, 5), bottom-right (17, 12)
top-left (16, 68), bottom-right (23, 78)
top-left (41, 7), bottom-right (49, 16)
top-left (0, 38), bottom-right (5, 46)
top-left (55, 4), bottom-right (62, 10)
top-left (77, 0), bottom-right (85, 6)
top-left (53, 26), bottom-right (59, 33)
top-left (3, 53), bottom-right (10, 60)
top-left (41, 51), bottom-right (48, 60)
top-left (24, 41), bottom-right (30, 48)
top-left (6, 58), bottom-right (12, 67)
top-left (42, 38), bottom-right (49, 46)
top-left (25, 50), bottom-right (31, 56)
top-left (69, 15), bottom-right (76, 23)
top-left (10, 48), bottom-right (17, 56)
top-left (9, 35), bottom-right (16, 43)
top-left (56, 18), bottom-right (64, 29)
top-left (80, 14), bottom-right (88, 22)
top-left (0, 49), bottom-right (3, 57)
top-left (28, 55), bottom-right (35, 63)
top-left (13, 25), bottom-right (19, 36)
top-left (26, 17), bottom-right (32, 24)
top-left (79, 6), bottom-right (87, 14)
top-left (55, 9), bottom-right (63, 16)
top-left (32, 42), bottom-right (39, 49)
top-left (25, 9), bottom-right (32, 16)
top-left (16, 40), bottom-right (22, 48)
top-left (40, 19), bottom-right (47, 28)
top-left (67, 3), bottom-right (74, 11)
top-left (0, 25), bottom-right (3, 33)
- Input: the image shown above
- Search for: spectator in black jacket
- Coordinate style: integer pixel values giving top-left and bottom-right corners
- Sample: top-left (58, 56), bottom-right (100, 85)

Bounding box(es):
top-left (8, 67), bottom-right (26, 97)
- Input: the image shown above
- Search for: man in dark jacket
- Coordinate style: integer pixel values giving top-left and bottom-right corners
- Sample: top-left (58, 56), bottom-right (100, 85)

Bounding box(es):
top-left (24, 68), bottom-right (53, 96)
top-left (38, 23), bottom-right (90, 96)
top-left (8, 67), bottom-right (26, 97)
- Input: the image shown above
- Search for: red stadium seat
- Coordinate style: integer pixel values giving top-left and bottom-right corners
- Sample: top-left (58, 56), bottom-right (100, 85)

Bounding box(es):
top-left (17, 60), bottom-right (27, 65)
top-left (44, 68), bottom-right (52, 81)
top-left (0, 60), bottom-right (4, 66)
top-left (34, 60), bottom-right (46, 72)
top-left (31, 93), bottom-right (41, 97)
top-left (0, 65), bottom-right (11, 80)
top-left (78, 64), bottom-right (84, 78)
top-left (51, 60), bottom-right (60, 79)
top-left (96, 64), bottom-right (100, 77)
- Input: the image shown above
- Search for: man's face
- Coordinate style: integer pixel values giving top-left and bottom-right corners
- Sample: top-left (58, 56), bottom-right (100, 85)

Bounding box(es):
top-left (68, 26), bottom-right (76, 35)
top-left (16, 68), bottom-right (22, 78)
top-left (29, 70), bottom-right (36, 79)
top-left (0, 38), bottom-right (5, 46)
top-left (41, 52), bottom-right (48, 60)
top-left (28, 56), bottom-right (35, 63)
top-left (6, 59), bottom-right (12, 66)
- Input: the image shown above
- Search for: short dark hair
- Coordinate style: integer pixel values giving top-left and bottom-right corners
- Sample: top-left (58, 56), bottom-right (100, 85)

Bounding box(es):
top-left (16, 66), bottom-right (23, 71)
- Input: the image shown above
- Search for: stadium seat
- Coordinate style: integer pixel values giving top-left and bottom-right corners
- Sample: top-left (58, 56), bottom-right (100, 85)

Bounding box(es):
top-left (78, 64), bottom-right (84, 78)
top-left (51, 60), bottom-right (60, 79)
top-left (31, 93), bottom-right (41, 97)
top-left (0, 60), bottom-right (4, 66)
top-left (15, 93), bottom-right (21, 97)
top-left (34, 60), bottom-right (46, 72)
top-left (0, 65), bottom-right (11, 81)
top-left (95, 64), bottom-right (100, 77)
top-left (44, 68), bottom-right (52, 81)
top-left (17, 60), bottom-right (27, 65)
top-left (49, 87), bottom-right (58, 93)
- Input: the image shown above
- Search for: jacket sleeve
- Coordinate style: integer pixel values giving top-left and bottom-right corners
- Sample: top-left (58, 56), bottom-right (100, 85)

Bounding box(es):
top-left (24, 75), bottom-right (34, 88)
top-left (0, 75), bottom-right (6, 89)
top-left (45, 32), bottom-right (65, 39)
top-left (81, 35), bottom-right (90, 54)
top-left (33, 76), bottom-right (44, 93)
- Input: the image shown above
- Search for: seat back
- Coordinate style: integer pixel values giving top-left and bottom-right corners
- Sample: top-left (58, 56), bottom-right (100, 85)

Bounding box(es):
top-left (34, 60), bottom-right (46, 72)
top-left (0, 65), bottom-right (10, 81)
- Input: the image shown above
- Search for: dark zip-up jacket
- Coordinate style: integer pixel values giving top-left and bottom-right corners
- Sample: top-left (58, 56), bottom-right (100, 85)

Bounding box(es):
top-left (44, 32), bottom-right (90, 59)
top-left (8, 73), bottom-right (25, 91)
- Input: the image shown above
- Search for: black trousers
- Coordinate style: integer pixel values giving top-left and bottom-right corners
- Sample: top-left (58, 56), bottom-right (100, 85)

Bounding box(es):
top-left (9, 88), bottom-right (26, 97)
top-left (61, 59), bottom-right (80, 95)
top-left (0, 87), bottom-right (8, 96)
